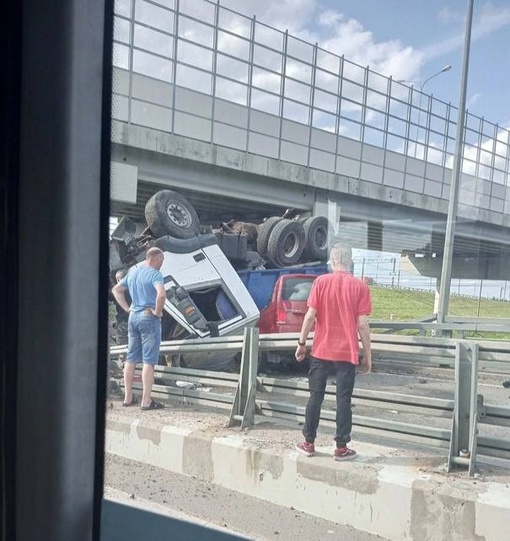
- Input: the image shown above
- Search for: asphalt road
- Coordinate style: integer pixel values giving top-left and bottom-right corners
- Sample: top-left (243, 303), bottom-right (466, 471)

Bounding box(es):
top-left (104, 454), bottom-right (390, 541)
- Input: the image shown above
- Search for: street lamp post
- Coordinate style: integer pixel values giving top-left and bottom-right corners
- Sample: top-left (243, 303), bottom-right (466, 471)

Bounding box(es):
top-left (436, 0), bottom-right (475, 327)
top-left (415, 64), bottom-right (452, 157)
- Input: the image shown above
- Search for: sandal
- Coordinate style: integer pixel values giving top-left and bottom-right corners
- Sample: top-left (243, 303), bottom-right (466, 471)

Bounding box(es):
top-left (122, 396), bottom-right (138, 407)
top-left (140, 399), bottom-right (164, 411)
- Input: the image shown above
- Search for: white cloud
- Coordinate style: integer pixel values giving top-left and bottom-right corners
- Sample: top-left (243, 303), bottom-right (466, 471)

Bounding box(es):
top-left (320, 23), bottom-right (421, 79)
top-left (438, 7), bottom-right (464, 25)
top-left (467, 92), bottom-right (482, 110)
top-left (219, 0), bottom-right (424, 83)
top-left (474, 2), bottom-right (510, 36)
top-left (424, 2), bottom-right (510, 61)
top-left (219, 0), bottom-right (316, 33)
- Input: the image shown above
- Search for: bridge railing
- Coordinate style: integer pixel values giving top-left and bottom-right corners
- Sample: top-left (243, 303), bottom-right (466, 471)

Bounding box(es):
top-left (111, 0), bottom-right (509, 221)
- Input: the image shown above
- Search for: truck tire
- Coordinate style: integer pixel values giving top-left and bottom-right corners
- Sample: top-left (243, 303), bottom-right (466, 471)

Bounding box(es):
top-left (256, 216), bottom-right (282, 256)
top-left (145, 190), bottom-right (200, 239)
top-left (267, 219), bottom-right (305, 267)
top-left (302, 216), bottom-right (332, 261)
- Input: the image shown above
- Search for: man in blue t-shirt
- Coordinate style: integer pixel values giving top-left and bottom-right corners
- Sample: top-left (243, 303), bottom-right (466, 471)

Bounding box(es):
top-left (113, 247), bottom-right (167, 410)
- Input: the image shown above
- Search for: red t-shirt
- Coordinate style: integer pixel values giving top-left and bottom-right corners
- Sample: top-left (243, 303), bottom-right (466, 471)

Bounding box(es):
top-left (307, 271), bottom-right (372, 363)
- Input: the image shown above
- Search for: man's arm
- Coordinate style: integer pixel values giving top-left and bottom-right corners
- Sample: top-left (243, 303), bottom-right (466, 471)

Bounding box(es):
top-left (295, 307), bottom-right (316, 362)
top-left (112, 283), bottom-right (130, 314)
top-left (151, 283), bottom-right (166, 318)
top-left (357, 314), bottom-right (372, 375)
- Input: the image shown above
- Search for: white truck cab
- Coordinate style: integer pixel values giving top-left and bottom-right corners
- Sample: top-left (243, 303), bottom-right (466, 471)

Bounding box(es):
top-left (153, 234), bottom-right (259, 338)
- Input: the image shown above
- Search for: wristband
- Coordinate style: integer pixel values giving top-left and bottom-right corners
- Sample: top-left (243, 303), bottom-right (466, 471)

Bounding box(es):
top-left (297, 340), bottom-right (306, 346)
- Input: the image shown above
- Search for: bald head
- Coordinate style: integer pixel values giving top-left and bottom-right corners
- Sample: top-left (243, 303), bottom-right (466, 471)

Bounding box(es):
top-left (146, 247), bottom-right (164, 270)
top-left (329, 243), bottom-right (352, 271)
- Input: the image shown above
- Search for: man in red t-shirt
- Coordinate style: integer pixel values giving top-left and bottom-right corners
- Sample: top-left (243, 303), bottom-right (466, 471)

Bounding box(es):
top-left (295, 243), bottom-right (372, 461)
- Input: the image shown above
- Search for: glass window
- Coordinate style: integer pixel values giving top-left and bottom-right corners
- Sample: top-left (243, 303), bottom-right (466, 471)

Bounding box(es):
top-left (287, 35), bottom-right (313, 63)
top-left (133, 49), bottom-right (173, 82)
top-left (114, 16), bottom-right (131, 44)
top-left (134, 24), bottom-right (173, 57)
top-left (217, 31), bottom-right (250, 60)
top-left (282, 277), bottom-right (315, 300)
top-left (136, 0), bottom-right (174, 32)
top-left (252, 67), bottom-right (281, 93)
top-left (286, 58), bottom-right (312, 84)
top-left (284, 77), bottom-right (310, 104)
top-left (179, 16), bottom-right (214, 48)
top-left (113, 42), bottom-right (130, 69)
top-left (218, 8), bottom-right (252, 39)
top-left (253, 44), bottom-right (282, 73)
top-left (316, 48), bottom-right (340, 74)
top-left (313, 89), bottom-right (337, 114)
top-left (177, 40), bottom-right (213, 71)
top-left (254, 21), bottom-right (283, 50)
top-left (180, 0), bottom-right (214, 20)
top-left (176, 63), bottom-right (212, 92)
top-left (216, 53), bottom-right (249, 83)
top-left (115, 0), bottom-right (131, 17)
top-left (315, 68), bottom-right (339, 92)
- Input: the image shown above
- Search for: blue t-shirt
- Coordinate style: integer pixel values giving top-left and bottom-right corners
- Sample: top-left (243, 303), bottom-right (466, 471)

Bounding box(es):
top-left (120, 264), bottom-right (164, 312)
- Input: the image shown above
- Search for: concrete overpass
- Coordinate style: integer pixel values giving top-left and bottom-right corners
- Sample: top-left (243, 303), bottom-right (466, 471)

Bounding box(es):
top-left (110, 0), bottom-right (510, 280)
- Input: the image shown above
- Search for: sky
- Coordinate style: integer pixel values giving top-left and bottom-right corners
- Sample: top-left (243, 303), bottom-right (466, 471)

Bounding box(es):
top-left (218, 0), bottom-right (510, 129)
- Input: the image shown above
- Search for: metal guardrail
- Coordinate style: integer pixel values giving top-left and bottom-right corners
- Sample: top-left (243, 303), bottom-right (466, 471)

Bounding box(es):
top-left (110, 329), bottom-right (510, 473)
top-left (369, 320), bottom-right (510, 336)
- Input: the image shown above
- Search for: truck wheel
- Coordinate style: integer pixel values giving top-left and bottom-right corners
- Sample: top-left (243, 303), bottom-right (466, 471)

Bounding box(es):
top-left (302, 216), bottom-right (332, 261)
top-left (256, 216), bottom-right (282, 256)
top-left (145, 190), bottom-right (200, 239)
top-left (267, 219), bottom-right (305, 267)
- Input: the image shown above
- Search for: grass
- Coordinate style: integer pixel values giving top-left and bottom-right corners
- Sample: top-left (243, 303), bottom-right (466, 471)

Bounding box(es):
top-left (108, 285), bottom-right (510, 340)
top-left (370, 285), bottom-right (510, 339)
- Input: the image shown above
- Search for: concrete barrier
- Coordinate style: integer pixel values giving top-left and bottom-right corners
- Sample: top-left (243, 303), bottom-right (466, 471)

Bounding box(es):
top-left (105, 408), bottom-right (510, 541)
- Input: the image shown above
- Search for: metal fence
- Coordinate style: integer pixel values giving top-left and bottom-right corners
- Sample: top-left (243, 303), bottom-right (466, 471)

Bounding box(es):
top-left (110, 328), bottom-right (510, 473)
top-left (112, 0), bottom-right (510, 221)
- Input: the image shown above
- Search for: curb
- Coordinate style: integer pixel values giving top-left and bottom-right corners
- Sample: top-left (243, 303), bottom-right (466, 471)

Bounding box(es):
top-left (105, 413), bottom-right (510, 541)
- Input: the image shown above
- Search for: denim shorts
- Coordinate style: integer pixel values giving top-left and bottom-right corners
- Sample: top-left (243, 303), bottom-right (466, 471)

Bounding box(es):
top-left (126, 309), bottom-right (162, 365)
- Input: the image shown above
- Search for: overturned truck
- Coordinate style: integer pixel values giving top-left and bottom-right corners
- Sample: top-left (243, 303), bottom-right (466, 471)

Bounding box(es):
top-left (110, 189), bottom-right (332, 369)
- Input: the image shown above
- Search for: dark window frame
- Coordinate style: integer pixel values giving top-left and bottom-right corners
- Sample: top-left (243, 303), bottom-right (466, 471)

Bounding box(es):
top-left (1, 1), bottom-right (245, 540)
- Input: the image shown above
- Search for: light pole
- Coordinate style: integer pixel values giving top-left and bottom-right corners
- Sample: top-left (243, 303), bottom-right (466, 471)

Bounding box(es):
top-left (436, 0), bottom-right (474, 327)
top-left (414, 64), bottom-right (452, 157)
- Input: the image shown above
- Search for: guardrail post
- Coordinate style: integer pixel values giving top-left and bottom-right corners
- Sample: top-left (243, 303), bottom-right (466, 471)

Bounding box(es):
top-left (448, 340), bottom-right (480, 474)
top-left (228, 327), bottom-right (259, 428)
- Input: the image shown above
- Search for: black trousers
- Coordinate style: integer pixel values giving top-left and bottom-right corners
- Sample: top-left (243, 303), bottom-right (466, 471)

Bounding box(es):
top-left (302, 357), bottom-right (356, 446)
